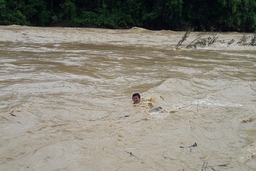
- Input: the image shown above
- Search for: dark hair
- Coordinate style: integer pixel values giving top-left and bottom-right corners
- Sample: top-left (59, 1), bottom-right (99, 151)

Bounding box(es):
top-left (132, 93), bottom-right (140, 98)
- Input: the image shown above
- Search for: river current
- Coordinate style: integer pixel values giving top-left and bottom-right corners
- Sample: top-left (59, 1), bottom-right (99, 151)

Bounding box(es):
top-left (0, 26), bottom-right (256, 171)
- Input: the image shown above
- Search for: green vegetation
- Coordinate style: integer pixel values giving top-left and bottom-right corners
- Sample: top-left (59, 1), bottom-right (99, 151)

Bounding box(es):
top-left (0, 0), bottom-right (255, 32)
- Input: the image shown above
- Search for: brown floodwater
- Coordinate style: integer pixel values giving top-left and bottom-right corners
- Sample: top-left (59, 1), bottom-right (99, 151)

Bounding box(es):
top-left (0, 26), bottom-right (256, 171)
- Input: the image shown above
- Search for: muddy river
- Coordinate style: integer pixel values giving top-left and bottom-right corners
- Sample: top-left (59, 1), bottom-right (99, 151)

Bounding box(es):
top-left (0, 25), bottom-right (256, 171)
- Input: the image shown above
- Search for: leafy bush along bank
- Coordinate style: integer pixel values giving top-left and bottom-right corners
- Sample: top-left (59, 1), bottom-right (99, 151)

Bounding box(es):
top-left (0, 0), bottom-right (255, 32)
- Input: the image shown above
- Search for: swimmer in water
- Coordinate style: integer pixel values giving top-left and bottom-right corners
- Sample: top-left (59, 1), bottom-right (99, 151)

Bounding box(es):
top-left (132, 93), bottom-right (141, 104)
top-left (132, 93), bottom-right (173, 114)
top-left (132, 93), bottom-right (154, 107)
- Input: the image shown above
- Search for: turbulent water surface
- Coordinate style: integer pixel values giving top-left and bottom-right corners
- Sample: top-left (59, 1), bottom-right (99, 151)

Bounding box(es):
top-left (0, 26), bottom-right (256, 171)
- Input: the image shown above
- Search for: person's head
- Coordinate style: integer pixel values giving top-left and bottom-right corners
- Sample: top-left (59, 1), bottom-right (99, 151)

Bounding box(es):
top-left (132, 93), bottom-right (141, 104)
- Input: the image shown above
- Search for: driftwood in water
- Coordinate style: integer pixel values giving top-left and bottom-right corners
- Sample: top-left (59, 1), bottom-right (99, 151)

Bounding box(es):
top-left (175, 31), bottom-right (256, 49)
top-left (227, 39), bottom-right (235, 46)
top-left (249, 33), bottom-right (256, 46)
top-left (236, 33), bottom-right (256, 46)
top-left (174, 29), bottom-right (191, 49)
top-left (237, 35), bottom-right (248, 45)
top-left (186, 33), bottom-right (219, 49)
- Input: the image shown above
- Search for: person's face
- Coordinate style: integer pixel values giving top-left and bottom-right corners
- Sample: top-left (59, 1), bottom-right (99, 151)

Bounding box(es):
top-left (132, 96), bottom-right (140, 104)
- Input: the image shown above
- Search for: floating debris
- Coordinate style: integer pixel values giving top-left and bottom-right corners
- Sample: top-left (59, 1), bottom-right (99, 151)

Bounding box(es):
top-left (149, 106), bottom-right (162, 113)
top-left (242, 117), bottom-right (253, 123)
top-left (180, 142), bottom-right (197, 152)
top-left (118, 115), bottom-right (129, 119)
top-left (201, 161), bottom-right (208, 171)
top-left (125, 151), bottom-right (144, 164)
